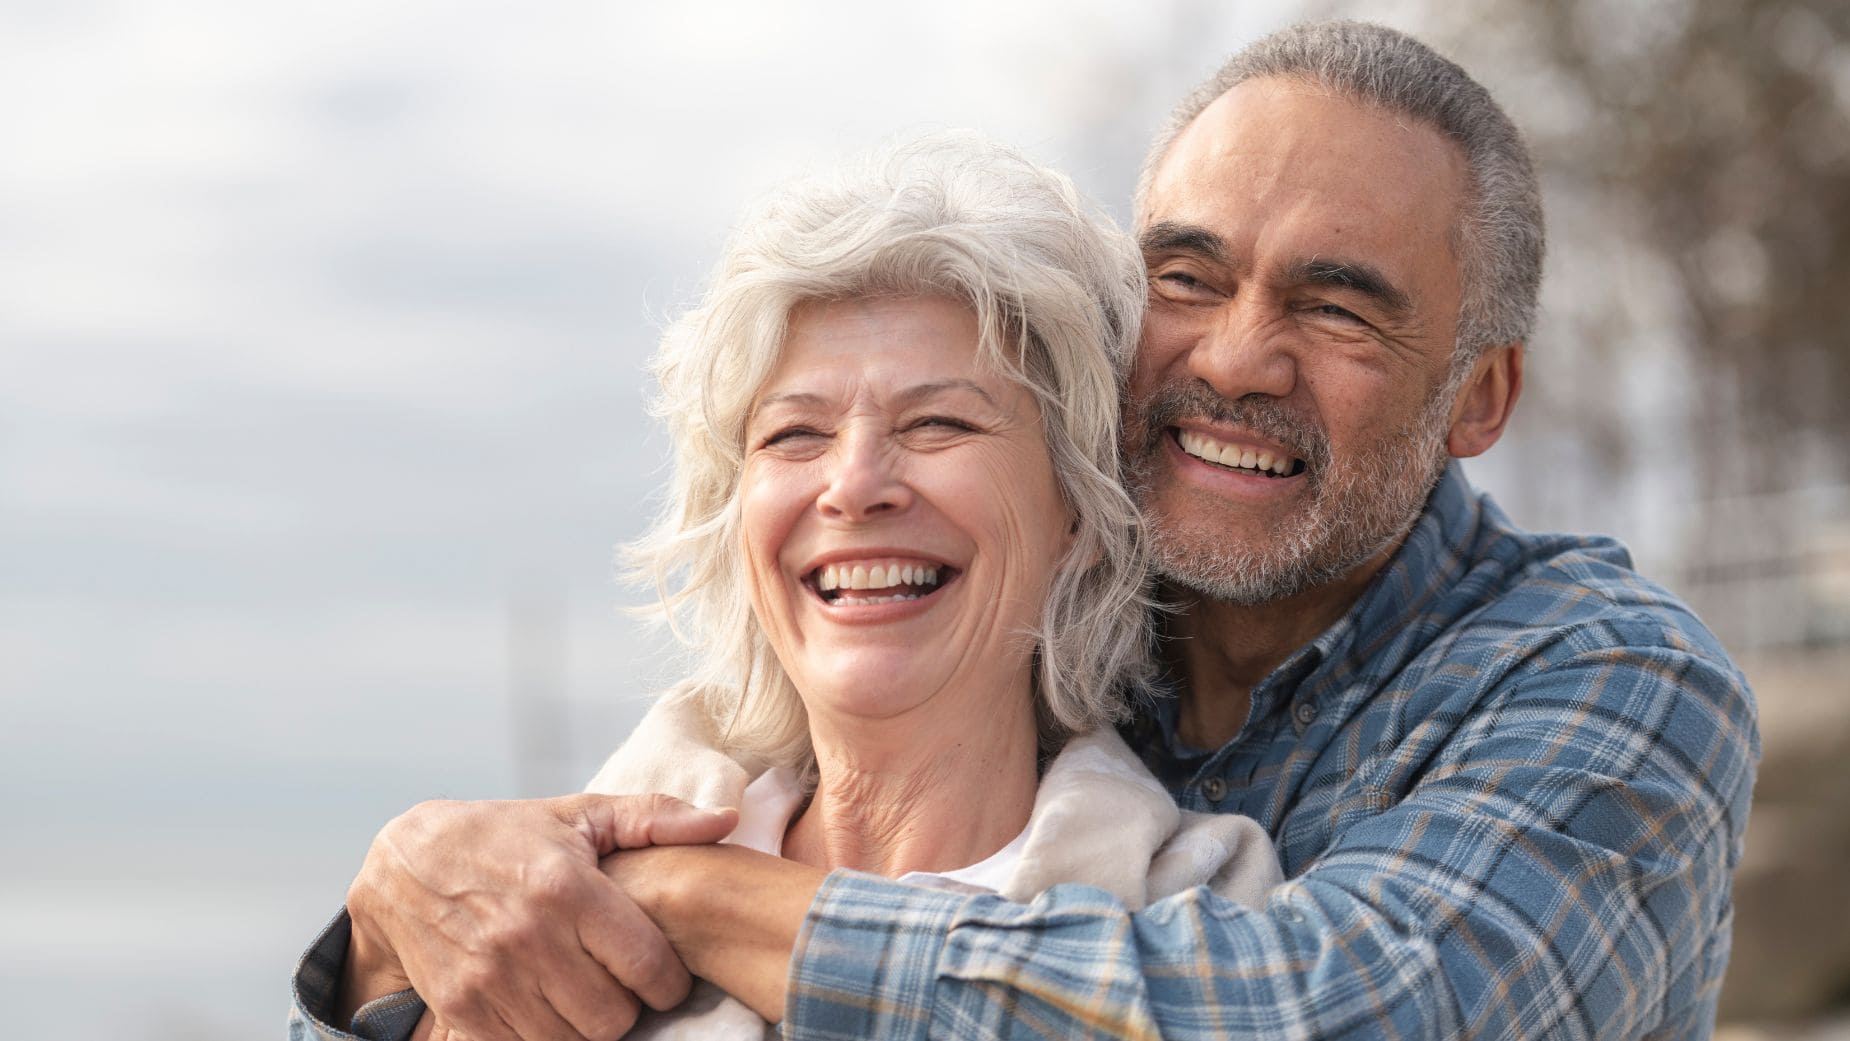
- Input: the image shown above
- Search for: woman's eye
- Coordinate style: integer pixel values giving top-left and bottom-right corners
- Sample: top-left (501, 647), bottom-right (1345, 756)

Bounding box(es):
top-left (761, 427), bottom-right (823, 447)
top-left (908, 416), bottom-right (975, 433)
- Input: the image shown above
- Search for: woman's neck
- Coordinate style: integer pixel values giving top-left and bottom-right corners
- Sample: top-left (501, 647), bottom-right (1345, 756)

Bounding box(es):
top-left (781, 684), bottom-right (1039, 879)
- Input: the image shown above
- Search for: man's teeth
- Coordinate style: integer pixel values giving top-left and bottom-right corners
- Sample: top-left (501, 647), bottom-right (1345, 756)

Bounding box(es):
top-left (1176, 430), bottom-right (1297, 476)
top-left (815, 560), bottom-right (942, 593)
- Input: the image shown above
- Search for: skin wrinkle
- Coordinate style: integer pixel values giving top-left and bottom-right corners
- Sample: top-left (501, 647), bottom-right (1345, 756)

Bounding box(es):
top-left (1126, 76), bottom-right (1473, 621)
top-left (744, 296), bottom-right (1069, 879)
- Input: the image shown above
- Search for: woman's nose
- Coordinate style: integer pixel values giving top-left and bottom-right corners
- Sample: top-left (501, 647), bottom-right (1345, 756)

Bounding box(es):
top-left (815, 434), bottom-right (913, 521)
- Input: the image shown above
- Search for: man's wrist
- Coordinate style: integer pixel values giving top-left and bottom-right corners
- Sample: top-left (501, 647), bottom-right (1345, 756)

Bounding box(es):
top-left (335, 911), bottom-right (413, 1028)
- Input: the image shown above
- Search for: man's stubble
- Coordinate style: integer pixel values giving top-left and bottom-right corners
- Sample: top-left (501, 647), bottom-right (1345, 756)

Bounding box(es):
top-left (1124, 377), bottom-right (1458, 607)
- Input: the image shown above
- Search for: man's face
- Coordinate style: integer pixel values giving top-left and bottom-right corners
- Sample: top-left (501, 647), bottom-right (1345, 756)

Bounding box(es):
top-left (1126, 75), bottom-right (1473, 605)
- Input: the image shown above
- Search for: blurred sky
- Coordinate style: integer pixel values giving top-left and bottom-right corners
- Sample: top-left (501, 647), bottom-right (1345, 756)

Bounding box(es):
top-left (0, 3), bottom-right (1342, 1037)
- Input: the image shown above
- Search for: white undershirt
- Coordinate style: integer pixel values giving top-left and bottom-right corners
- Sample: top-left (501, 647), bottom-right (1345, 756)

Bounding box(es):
top-left (722, 767), bottom-right (1028, 894)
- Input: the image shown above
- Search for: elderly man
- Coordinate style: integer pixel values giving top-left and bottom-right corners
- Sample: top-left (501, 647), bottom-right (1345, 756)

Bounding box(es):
top-left (293, 20), bottom-right (1756, 1041)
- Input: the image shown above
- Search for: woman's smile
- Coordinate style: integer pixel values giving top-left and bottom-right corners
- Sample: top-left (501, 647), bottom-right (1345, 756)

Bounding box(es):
top-left (739, 294), bottom-right (1074, 719)
top-left (804, 555), bottom-right (958, 606)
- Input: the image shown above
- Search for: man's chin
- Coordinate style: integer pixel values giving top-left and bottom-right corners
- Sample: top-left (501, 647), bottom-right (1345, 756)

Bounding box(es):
top-left (1140, 488), bottom-right (1415, 608)
top-left (1142, 505), bottom-right (1317, 606)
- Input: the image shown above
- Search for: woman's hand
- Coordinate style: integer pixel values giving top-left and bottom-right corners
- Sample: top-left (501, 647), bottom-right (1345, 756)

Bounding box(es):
top-left (338, 792), bottom-right (735, 1041)
top-left (599, 843), bottom-right (829, 1024)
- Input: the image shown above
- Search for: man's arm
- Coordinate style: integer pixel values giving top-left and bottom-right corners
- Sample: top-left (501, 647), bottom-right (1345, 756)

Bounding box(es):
top-left (617, 640), bottom-right (1756, 1040)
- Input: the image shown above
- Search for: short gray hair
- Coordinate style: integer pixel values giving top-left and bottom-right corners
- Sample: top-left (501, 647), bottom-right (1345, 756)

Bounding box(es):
top-left (1136, 20), bottom-right (1545, 360)
top-left (629, 132), bottom-right (1153, 773)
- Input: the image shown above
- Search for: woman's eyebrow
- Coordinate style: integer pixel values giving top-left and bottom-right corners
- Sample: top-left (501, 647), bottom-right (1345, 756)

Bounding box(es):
top-left (752, 391), bottom-right (829, 412)
top-left (893, 379), bottom-right (999, 410)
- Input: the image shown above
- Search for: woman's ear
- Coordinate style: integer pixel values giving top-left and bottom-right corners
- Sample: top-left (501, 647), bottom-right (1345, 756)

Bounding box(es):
top-left (1447, 342), bottom-right (1524, 459)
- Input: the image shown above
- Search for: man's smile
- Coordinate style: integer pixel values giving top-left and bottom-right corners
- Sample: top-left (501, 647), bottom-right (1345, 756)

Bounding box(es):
top-left (1173, 428), bottom-right (1306, 479)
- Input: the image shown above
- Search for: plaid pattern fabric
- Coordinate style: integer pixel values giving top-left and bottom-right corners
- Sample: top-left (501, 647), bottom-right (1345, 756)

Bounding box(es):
top-left (786, 463), bottom-right (1758, 1041)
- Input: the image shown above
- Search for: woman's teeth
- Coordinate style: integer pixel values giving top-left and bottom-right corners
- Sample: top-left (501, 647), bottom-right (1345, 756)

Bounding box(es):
top-left (815, 559), bottom-right (943, 603)
top-left (1176, 430), bottom-right (1300, 477)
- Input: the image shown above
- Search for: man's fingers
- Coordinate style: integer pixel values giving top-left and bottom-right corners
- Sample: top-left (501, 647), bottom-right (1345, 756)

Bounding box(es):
top-left (577, 877), bottom-right (695, 1013)
top-left (540, 970), bottom-right (643, 1041)
top-left (561, 793), bottom-right (736, 854)
top-left (425, 966), bottom-right (589, 1041)
top-left (643, 798), bottom-right (737, 847)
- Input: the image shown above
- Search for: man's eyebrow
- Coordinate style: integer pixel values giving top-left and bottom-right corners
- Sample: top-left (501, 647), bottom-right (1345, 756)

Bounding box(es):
top-left (1138, 221), bottom-right (1230, 263)
top-left (1285, 257), bottom-right (1414, 318)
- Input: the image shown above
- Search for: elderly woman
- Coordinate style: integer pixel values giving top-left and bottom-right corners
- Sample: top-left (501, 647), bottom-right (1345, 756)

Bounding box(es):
top-left (557, 134), bottom-right (1284, 1039)
top-left (324, 134), bottom-right (1281, 1041)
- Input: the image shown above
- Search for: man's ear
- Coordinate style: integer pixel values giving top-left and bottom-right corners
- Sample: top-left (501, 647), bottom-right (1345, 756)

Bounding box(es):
top-left (1446, 342), bottom-right (1523, 459)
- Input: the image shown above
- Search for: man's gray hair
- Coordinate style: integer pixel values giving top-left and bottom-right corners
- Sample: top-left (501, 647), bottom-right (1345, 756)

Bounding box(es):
top-left (629, 132), bottom-right (1154, 775)
top-left (1137, 20), bottom-right (1545, 359)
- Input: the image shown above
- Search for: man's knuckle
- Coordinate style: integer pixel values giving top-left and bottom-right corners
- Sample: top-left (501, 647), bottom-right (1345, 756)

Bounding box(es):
top-left (617, 942), bottom-right (675, 991)
top-left (425, 976), bottom-right (477, 1017)
top-left (637, 792), bottom-right (681, 816)
top-left (586, 998), bottom-right (640, 1041)
top-left (529, 859), bottom-right (583, 905)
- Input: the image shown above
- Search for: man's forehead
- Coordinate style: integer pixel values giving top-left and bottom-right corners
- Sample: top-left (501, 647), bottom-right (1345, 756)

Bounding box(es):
top-left (1140, 76), bottom-right (1469, 258)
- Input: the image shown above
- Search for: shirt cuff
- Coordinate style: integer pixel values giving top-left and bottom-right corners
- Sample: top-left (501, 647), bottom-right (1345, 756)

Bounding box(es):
top-left (288, 908), bottom-right (428, 1041)
top-left (783, 869), bottom-right (969, 1041)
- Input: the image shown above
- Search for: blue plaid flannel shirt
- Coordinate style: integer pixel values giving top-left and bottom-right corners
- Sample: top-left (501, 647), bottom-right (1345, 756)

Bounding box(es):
top-left (782, 463), bottom-right (1756, 1040)
top-left (289, 463), bottom-right (1757, 1040)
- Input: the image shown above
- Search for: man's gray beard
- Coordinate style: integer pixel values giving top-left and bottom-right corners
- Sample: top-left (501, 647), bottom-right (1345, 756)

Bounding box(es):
top-left (1125, 382), bottom-right (1455, 607)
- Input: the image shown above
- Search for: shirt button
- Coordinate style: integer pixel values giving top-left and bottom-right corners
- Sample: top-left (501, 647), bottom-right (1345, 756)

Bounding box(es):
top-left (1293, 701), bottom-right (1319, 728)
top-left (1202, 777), bottom-right (1228, 803)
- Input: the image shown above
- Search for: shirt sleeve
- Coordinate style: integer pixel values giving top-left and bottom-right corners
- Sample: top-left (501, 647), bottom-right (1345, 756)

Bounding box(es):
top-left (783, 639), bottom-right (1758, 1041)
top-left (287, 909), bottom-right (428, 1041)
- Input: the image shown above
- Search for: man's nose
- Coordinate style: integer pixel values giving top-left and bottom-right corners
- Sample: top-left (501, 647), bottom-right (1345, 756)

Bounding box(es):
top-left (1184, 302), bottom-right (1297, 402)
top-left (815, 433), bottom-right (913, 521)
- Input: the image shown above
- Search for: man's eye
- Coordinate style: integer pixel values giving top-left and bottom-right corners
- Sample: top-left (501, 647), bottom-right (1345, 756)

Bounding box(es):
top-left (1151, 269), bottom-right (1221, 302)
top-left (1314, 303), bottom-right (1364, 323)
top-left (1156, 271), bottom-right (1208, 291)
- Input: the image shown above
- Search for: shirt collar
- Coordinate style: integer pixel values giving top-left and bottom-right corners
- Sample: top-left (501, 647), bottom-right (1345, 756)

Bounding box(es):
top-left (1138, 460), bottom-right (1488, 749)
top-left (1322, 460), bottom-right (1487, 693)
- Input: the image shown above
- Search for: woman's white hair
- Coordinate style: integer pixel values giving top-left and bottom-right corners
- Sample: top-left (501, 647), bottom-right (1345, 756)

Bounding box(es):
top-left (627, 131), bottom-right (1153, 775)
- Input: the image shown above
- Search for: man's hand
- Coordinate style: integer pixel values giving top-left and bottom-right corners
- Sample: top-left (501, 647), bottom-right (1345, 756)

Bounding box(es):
top-left (338, 792), bottom-right (737, 1041)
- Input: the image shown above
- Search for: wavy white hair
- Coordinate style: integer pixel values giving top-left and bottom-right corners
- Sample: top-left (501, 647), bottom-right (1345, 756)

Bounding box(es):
top-left (627, 132), bottom-right (1154, 773)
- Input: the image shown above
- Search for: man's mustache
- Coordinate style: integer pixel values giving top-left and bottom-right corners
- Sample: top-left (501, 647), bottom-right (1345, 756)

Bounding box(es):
top-left (1131, 382), bottom-right (1331, 475)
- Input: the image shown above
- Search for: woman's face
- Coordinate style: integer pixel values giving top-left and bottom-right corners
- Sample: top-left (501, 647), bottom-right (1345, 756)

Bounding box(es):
top-left (739, 295), bottom-right (1075, 730)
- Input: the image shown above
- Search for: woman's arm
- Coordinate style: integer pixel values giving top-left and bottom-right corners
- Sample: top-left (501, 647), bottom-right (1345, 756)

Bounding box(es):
top-left (602, 843), bottom-right (827, 1023)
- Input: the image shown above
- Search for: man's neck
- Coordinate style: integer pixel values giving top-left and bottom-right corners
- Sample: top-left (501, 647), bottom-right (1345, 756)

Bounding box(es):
top-left (1165, 548), bottom-right (1392, 750)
